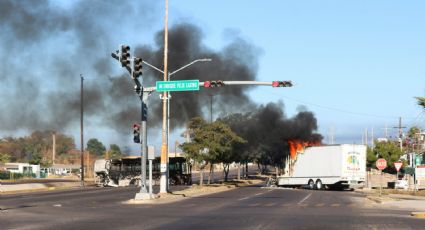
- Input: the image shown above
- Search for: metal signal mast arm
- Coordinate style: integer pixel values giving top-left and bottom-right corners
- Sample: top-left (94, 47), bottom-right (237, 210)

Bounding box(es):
top-left (201, 80), bottom-right (293, 88)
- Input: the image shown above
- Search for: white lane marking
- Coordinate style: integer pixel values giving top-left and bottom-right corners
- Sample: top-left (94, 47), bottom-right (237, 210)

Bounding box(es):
top-left (298, 193), bottom-right (312, 205)
top-left (238, 189), bottom-right (272, 201)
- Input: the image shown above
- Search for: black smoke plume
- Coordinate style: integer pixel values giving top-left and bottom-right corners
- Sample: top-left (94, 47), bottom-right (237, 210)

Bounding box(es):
top-left (0, 0), bottom-right (259, 136)
top-left (0, 0), bottom-right (322, 153)
top-left (219, 101), bottom-right (323, 166)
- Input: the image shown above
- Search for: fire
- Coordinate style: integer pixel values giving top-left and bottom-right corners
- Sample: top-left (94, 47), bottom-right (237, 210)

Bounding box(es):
top-left (288, 140), bottom-right (304, 159)
top-left (288, 139), bottom-right (321, 159)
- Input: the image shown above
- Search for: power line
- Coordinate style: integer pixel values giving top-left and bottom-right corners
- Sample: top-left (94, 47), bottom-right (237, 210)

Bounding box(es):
top-left (258, 89), bottom-right (419, 120)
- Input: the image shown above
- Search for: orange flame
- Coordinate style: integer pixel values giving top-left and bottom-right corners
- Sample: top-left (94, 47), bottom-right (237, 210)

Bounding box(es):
top-left (288, 140), bottom-right (304, 159)
top-left (288, 139), bottom-right (321, 159)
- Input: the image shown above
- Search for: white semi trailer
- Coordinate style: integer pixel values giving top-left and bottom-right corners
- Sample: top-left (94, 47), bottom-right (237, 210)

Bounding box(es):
top-left (277, 144), bottom-right (366, 190)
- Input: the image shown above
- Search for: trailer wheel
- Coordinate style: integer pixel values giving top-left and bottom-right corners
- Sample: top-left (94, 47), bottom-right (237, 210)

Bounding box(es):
top-left (308, 179), bottom-right (315, 190)
top-left (315, 180), bottom-right (323, 190)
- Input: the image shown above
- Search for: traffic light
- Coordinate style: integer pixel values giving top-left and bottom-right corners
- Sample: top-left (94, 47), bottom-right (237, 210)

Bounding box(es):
top-left (120, 45), bottom-right (131, 67)
top-left (132, 57), bottom-right (143, 79)
top-left (204, 80), bottom-right (224, 88)
top-left (272, 81), bottom-right (293, 87)
top-left (134, 85), bottom-right (141, 94)
top-left (133, 123), bottom-right (140, 143)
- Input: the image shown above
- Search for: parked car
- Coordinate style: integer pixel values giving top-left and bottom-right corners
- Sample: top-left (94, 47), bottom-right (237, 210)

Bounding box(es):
top-left (395, 180), bottom-right (409, 189)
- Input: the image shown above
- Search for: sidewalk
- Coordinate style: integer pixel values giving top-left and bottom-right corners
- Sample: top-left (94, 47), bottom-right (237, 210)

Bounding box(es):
top-left (358, 188), bottom-right (425, 212)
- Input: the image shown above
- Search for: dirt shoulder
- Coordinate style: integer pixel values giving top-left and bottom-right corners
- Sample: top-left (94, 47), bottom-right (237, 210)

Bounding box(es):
top-left (356, 188), bottom-right (425, 211)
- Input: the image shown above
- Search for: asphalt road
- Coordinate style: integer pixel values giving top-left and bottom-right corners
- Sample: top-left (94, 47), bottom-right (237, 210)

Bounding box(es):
top-left (1, 184), bottom-right (425, 230)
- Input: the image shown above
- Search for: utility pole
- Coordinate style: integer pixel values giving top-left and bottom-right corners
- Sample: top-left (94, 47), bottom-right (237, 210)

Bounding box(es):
top-left (52, 132), bottom-right (56, 165)
top-left (382, 123), bottom-right (390, 139)
top-left (160, 0), bottom-right (169, 194)
top-left (393, 117), bottom-right (406, 151)
top-left (209, 94), bottom-right (214, 123)
top-left (365, 128), bottom-right (368, 146)
top-left (80, 74), bottom-right (84, 186)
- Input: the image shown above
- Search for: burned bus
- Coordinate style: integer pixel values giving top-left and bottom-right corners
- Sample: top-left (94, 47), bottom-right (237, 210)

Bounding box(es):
top-left (93, 156), bottom-right (192, 187)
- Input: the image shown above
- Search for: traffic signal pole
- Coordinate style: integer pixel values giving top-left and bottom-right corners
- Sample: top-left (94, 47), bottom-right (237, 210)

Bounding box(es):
top-left (160, 0), bottom-right (169, 194)
top-left (138, 90), bottom-right (151, 196)
top-left (80, 74), bottom-right (84, 187)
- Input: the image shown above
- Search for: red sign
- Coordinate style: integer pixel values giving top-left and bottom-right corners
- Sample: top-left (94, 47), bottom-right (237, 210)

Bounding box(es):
top-left (376, 158), bottom-right (387, 170)
top-left (394, 162), bottom-right (402, 172)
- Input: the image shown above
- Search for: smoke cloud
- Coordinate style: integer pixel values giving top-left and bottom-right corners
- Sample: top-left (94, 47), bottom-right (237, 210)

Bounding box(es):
top-left (0, 0), bottom-right (259, 136)
top-left (0, 1), bottom-right (322, 150)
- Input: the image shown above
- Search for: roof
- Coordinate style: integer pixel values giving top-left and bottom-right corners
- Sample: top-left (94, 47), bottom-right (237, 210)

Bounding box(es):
top-left (47, 164), bottom-right (81, 169)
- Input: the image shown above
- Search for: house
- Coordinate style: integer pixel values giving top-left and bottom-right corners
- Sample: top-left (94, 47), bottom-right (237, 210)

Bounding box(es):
top-left (3, 163), bottom-right (41, 178)
top-left (41, 164), bottom-right (80, 176)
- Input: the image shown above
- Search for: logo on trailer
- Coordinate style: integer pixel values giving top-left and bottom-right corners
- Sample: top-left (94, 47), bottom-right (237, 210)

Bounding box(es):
top-left (347, 152), bottom-right (360, 170)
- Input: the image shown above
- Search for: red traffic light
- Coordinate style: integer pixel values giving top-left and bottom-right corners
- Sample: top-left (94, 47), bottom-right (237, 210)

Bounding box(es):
top-left (133, 123), bottom-right (140, 129)
top-left (204, 80), bottom-right (224, 88)
top-left (272, 81), bottom-right (293, 87)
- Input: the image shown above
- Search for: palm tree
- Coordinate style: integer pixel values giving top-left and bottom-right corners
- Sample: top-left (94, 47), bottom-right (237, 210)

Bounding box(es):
top-left (416, 97), bottom-right (425, 109)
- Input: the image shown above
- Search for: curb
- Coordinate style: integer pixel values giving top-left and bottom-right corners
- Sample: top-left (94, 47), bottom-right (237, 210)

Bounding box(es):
top-left (0, 182), bottom-right (91, 195)
top-left (411, 212), bottom-right (425, 218)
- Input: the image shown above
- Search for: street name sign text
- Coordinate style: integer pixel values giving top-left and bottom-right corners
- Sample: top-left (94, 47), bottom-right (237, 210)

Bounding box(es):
top-left (156, 80), bottom-right (199, 92)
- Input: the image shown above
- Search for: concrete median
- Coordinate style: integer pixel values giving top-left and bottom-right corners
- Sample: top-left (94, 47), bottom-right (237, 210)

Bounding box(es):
top-left (0, 181), bottom-right (87, 194)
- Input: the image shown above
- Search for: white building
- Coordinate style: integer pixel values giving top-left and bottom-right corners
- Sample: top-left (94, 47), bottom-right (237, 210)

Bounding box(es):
top-left (41, 164), bottom-right (80, 176)
top-left (4, 163), bottom-right (41, 178)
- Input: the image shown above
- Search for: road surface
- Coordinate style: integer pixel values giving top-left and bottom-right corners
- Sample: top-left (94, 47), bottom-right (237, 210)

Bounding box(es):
top-left (1, 184), bottom-right (424, 229)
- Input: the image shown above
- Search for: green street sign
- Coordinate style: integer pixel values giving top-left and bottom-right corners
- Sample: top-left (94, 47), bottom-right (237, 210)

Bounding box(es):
top-left (416, 154), bottom-right (423, 165)
top-left (156, 80), bottom-right (199, 92)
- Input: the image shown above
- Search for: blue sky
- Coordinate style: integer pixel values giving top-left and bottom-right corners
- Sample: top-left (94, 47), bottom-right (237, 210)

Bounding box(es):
top-left (167, 0), bottom-right (425, 143)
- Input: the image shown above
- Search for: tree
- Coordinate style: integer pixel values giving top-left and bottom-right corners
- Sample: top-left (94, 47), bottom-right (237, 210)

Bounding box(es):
top-left (415, 97), bottom-right (425, 109)
top-left (86, 138), bottom-right (106, 157)
top-left (202, 121), bottom-right (246, 182)
top-left (0, 131), bottom-right (76, 165)
top-left (408, 126), bottom-right (421, 139)
top-left (219, 113), bottom-right (256, 178)
top-left (0, 137), bottom-right (26, 162)
top-left (180, 117), bottom-right (209, 186)
top-left (107, 144), bottom-right (122, 159)
top-left (180, 117), bottom-right (245, 182)
top-left (55, 134), bottom-right (76, 155)
top-left (367, 140), bottom-right (403, 173)
top-left (0, 152), bottom-right (10, 163)
top-left (28, 152), bottom-right (43, 165)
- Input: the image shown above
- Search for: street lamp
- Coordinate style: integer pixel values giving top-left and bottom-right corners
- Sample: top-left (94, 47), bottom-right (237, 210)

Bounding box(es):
top-left (142, 58), bottom-right (212, 76)
top-left (142, 58), bottom-right (211, 193)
